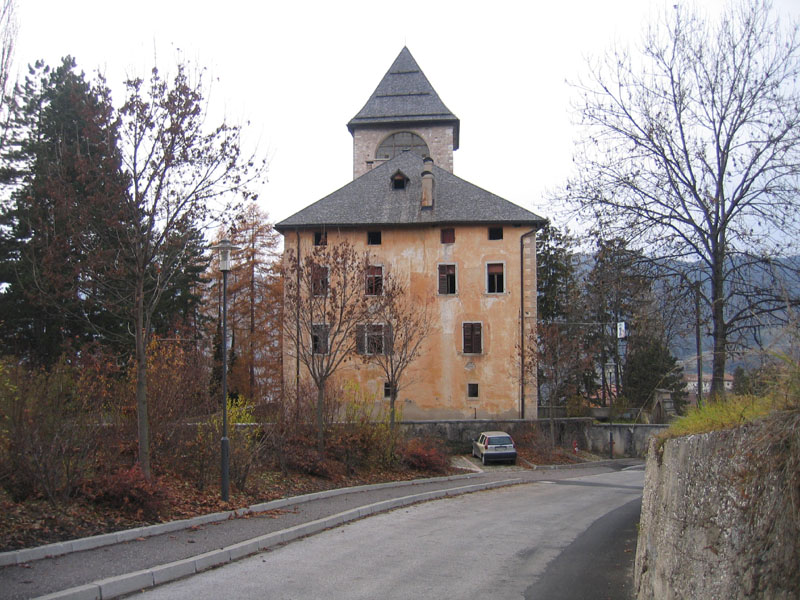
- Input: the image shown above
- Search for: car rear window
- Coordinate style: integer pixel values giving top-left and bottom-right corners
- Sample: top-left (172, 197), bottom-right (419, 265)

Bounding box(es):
top-left (488, 436), bottom-right (513, 446)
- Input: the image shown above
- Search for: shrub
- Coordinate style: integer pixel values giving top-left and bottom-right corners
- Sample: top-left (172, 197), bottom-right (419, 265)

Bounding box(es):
top-left (177, 397), bottom-right (267, 493)
top-left (0, 357), bottom-right (101, 505)
top-left (84, 464), bottom-right (169, 520)
top-left (398, 437), bottom-right (449, 473)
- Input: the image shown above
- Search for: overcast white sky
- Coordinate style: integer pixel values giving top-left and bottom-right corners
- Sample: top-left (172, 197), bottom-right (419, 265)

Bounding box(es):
top-left (13, 0), bottom-right (800, 230)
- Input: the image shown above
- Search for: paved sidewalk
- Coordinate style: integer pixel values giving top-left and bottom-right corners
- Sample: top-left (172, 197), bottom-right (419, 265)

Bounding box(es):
top-left (0, 458), bottom-right (642, 600)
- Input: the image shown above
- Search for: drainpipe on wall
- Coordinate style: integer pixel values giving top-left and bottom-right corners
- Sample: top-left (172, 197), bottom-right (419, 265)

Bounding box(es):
top-left (519, 228), bottom-right (538, 420)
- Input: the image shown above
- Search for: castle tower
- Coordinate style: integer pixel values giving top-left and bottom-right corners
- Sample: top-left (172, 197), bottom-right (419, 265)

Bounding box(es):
top-left (347, 47), bottom-right (460, 179)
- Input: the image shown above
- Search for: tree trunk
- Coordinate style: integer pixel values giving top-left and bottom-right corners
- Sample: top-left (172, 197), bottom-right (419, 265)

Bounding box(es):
top-left (390, 386), bottom-right (397, 430)
top-left (134, 280), bottom-right (151, 479)
top-left (249, 257), bottom-right (256, 397)
top-left (710, 245), bottom-right (727, 400)
top-left (316, 379), bottom-right (325, 455)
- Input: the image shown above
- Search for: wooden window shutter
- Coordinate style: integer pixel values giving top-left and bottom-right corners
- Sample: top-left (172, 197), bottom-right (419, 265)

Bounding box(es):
top-left (384, 323), bottom-right (393, 354)
top-left (463, 322), bottom-right (482, 354)
top-left (356, 324), bottom-right (366, 354)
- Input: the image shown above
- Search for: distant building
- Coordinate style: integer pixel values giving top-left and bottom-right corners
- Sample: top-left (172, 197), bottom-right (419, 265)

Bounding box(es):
top-left (276, 48), bottom-right (546, 419)
top-left (684, 373), bottom-right (734, 404)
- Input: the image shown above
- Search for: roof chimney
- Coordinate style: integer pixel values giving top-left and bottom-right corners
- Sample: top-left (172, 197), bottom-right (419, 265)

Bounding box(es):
top-left (421, 156), bottom-right (434, 209)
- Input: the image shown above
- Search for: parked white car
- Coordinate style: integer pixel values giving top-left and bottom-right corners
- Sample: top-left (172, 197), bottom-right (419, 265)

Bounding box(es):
top-left (472, 431), bottom-right (517, 465)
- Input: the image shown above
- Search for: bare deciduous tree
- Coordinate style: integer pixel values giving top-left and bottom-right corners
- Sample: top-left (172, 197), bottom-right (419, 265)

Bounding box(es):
top-left (0, 0), bottom-right (17, 160)
top-left (283, 241), bottom-right (370, 453)
top-left (566, 0), bottom-right (800, 397)
top-left (356, 275), bottom-right (430, 428)
top-left (118, 63), bottom-right (265, 477)
top-left (0, 0), bottom-right (15, 101)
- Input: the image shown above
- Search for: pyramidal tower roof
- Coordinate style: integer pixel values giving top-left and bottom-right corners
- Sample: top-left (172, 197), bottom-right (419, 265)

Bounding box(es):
top-left (347, 47), bottom-right (460, 149)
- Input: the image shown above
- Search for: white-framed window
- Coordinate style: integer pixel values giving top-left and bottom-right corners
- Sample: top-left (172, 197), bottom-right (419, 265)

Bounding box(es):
top-left (366, 265), bottom-right (383, 296)
top-left (311, 265), bottom-right (328, 296)
top-left (356, 323), bottom-right (392, 355)
top-left (487, 262), bottom-right (505, 294)
top-left (438, 263), bottom-right (457, 295)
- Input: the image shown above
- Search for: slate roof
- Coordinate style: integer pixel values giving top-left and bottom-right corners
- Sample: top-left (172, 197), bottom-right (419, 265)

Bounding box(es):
top-left (275, 152), bottom-right (545, 232)
top-left (347, 47), bottom-right (460, 149)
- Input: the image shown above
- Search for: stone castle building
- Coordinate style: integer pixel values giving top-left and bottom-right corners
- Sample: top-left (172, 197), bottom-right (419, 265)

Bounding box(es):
top-left (276, 47), bottom-right (545, 419)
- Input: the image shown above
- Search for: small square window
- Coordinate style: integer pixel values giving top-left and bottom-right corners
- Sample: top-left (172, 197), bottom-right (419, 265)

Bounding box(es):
top-left (488, 227), bottom-right (503, 240)
top-left (468, 383), bottom-right (479, 398)
top-left (314, 231), bottom-right (327, 246)
top-left (367, 231), bottom-right (382, 245)
top-left (441, 228), bottom-right (455, 244)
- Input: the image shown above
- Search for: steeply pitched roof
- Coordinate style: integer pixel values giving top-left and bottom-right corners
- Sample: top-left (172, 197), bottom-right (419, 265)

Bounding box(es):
top-left (275, 152), bottom-right (545, 231)
top-left (347, 47), bottom-right (460, 149)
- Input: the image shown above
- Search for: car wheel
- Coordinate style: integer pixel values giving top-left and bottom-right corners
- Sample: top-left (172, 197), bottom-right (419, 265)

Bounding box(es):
top-left (481, 453), bottom-right (487, 466)
top-left (511, 459), bottom-right (517, 465)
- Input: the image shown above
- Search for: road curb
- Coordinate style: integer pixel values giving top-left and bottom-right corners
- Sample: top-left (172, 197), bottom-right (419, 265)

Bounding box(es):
top-left (31, 477), bottom-right (522, 600)
top-left (0, 472), bottom-right (483, 568)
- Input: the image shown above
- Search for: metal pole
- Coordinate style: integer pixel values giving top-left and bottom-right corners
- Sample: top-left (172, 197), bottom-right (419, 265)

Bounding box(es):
top-left (221, 268), bottom-right (230, 502)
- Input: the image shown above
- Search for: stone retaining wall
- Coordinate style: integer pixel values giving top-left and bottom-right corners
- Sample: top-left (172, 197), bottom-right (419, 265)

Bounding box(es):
top-left (399, 419), bottom-right (664, 457)
top-left (399, 418), bottom-right (592, 453)
top-left (634, 419), bottom-right (800, 599)
top-left (587, 424), bottom-right (668, 458)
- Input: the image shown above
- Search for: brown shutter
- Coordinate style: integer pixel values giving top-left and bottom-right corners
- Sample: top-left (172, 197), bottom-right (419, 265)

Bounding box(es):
top-left (439, 265), bottom-right (448, 294)
top-left (356, 324), bottom-right (365, 354)
top-left (463, 323), bottom-right (482, 354)
top-left (384, 323), bottom-right (393, 354)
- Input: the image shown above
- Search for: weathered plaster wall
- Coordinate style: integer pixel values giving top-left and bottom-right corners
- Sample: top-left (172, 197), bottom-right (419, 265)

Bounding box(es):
top-left (635, 421), bottom-right (800, 599)
top-left (283, 225), bottom-right (537, 420)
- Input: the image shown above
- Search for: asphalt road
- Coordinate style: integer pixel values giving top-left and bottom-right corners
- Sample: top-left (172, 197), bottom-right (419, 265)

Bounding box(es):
top-left (132, 467), bottom-right (644, 599)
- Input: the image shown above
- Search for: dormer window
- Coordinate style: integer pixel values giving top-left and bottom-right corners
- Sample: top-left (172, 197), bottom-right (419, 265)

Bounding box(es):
top-left (391, 171), bottom-right (409, 190)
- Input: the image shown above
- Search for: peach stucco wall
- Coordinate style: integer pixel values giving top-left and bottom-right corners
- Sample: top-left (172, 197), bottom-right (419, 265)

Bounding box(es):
top-left (282, 224), bottom-right (538, 420)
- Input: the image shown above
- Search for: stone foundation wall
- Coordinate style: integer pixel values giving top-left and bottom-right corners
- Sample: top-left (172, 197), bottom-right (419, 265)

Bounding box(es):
top-left (635, 419), bottom-right (800, 599)
top-left (587, 424), bottom-right (668, 458)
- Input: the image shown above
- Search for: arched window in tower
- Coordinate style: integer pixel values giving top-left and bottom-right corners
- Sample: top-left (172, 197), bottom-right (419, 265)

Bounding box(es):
top-left (376, 132), bottom-right (429, 161)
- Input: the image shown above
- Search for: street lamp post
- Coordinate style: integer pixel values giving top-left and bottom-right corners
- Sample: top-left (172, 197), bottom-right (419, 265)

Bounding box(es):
top-left (212, 239), bottom-right (239, 502)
